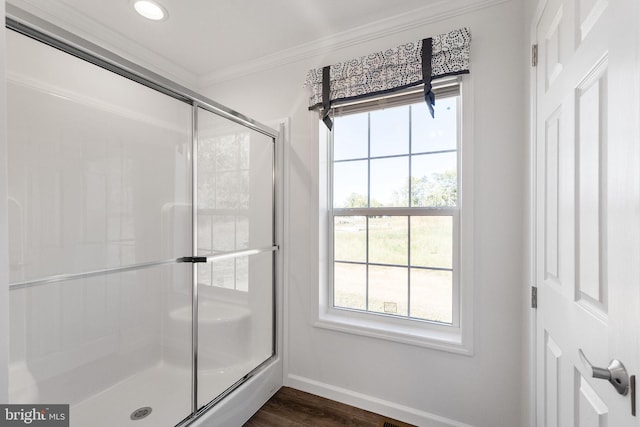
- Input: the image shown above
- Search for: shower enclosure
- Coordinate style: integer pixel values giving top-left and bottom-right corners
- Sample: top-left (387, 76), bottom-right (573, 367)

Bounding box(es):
top-left (6, 7), bottom-right (281, 427)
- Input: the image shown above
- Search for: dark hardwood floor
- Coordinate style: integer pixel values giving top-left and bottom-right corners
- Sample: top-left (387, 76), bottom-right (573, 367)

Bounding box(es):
top-left (243, 387), bottom-right (416, 427)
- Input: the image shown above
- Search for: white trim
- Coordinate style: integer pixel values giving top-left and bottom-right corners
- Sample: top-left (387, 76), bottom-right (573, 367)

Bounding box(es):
top-left (316, 78), bottom-right (475, 355)
top-left (286, 374), bottom-right (476, 427)
top-left (314, 312), bottom-right (470, 355)
top-left (267, 117), bottom-right (291, 388)
top-left (7, 0), bottom-right (511, 90)
top-left (458, 74), bottom-right (475, 358)
top-left (199, 0), bottom-right (511, 86)
top-left (528, 1), bottom-right (547, 426)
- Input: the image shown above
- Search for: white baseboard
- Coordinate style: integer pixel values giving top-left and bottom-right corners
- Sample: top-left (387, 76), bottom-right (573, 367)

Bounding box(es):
top-left (286, 374), bottom-right (475, 427)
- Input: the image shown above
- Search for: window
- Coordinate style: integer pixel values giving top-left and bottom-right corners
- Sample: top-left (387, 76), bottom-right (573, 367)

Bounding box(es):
top-left (318, 80), bottom-right (472, 353)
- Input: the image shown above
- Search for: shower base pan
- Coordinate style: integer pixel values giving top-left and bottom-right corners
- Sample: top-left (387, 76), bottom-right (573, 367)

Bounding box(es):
top-left (71, 360), bottom-right (261, 427)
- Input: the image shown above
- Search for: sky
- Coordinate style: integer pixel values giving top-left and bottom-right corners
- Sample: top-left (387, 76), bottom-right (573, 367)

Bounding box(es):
top-left (333, 96), bottom-right (458, 208)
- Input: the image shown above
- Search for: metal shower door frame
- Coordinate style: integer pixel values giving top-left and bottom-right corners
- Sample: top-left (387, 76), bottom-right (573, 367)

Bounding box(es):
top-left (5, 5), bottom-right (280, 425)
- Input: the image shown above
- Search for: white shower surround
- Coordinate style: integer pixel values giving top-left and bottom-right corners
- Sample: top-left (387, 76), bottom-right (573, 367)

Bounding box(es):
top-left (11, 298), bottom-right (261, 427)
top-left (5, 23), bottom-right (282, 427)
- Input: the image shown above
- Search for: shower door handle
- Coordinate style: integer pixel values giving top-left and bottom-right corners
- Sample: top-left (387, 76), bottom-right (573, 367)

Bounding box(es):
top-left (578, 349), bottom-right (629, 396)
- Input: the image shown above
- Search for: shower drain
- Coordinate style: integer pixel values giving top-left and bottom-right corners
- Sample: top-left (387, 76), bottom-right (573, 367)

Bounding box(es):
top-left (130, 407), bottom-right (152, 420)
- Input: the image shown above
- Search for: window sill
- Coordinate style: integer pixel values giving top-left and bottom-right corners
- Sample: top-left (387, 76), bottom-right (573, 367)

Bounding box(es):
top-left (314, 308), bottom-right (473, 356)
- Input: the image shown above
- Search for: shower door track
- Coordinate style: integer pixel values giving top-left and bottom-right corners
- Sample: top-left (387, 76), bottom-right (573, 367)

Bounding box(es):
top-left (5, 4), bottom-right (279, 140)
top-left (6, 5), bottom-right (281, 425)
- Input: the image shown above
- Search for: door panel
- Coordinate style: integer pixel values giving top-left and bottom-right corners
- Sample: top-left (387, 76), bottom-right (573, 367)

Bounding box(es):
top-left (576, 373), bottom-right (608, 427)
top-left (544, 107), bottom-right (561, 284)
top-left (195, 107), bottom-right (275, 409)
top-left (576, 60), bottom-right (607, 313)
top-left (534, 0), bottom-right (639, 425)
top-left (545, 332), bottom-right (561, 427)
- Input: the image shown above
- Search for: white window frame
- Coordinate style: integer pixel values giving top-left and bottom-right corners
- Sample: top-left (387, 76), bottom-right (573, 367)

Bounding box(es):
top-left (315, 77), bottom-right (474, 355)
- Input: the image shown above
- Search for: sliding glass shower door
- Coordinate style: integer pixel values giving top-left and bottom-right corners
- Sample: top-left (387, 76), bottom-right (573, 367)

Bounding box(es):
top-left (7, 30), bottom-right (194, 426)
top-left (195, 107), bottom-right (275, 409)
top-left (6, 19), bottom-right (279, 426)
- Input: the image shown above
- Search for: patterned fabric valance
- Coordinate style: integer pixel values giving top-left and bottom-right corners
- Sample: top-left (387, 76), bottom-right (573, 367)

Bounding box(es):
top-left (305, 27), bottom-right (471, 129)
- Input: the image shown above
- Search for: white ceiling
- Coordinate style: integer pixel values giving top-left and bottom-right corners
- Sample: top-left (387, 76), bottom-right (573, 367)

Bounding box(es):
top-left (7, 0), bottom-right (483, 87)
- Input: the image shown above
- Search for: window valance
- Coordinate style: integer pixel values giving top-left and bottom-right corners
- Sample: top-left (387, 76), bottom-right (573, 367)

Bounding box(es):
top-left (305, 27), bottom-right (471, 129)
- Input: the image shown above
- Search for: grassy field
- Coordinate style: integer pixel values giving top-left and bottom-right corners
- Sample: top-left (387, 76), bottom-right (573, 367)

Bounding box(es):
top-left (333, 215), bottom-right (453, 323)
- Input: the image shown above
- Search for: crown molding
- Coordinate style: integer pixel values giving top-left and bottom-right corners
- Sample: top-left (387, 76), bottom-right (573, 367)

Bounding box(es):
top-left (6, 0), bottom-right (510, 91)
top-left (6, 0), bottom-right (199, 89)
top-left (198, 0), bottom-right (511, 88)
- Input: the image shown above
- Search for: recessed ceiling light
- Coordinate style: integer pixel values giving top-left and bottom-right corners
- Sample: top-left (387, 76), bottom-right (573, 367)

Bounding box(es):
top-left (132, 0), bottom-right (168, 21)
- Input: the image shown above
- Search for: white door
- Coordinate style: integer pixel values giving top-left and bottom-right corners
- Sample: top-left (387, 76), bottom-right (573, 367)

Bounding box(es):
top-left (534, 0), bottom-right (640, 425)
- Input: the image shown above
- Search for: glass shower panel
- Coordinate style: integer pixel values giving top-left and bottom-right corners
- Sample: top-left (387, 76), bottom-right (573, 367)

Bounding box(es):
top-left (196, 107), bottom-right (274, 408)
top-left (7, 30), bottom-right (193, 284)
top-left (196, 107), bottom-right (274, 281)
top-left (9, 264), bottom-right (192, 426)
top-left (196, 252), bottom-right (273, 408)
top-left (7, 30), bottom-right (193, 426)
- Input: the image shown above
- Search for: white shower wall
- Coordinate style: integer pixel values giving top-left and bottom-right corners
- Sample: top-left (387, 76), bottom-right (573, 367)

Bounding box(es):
top-left (7, 33), bottom-right (193, 284)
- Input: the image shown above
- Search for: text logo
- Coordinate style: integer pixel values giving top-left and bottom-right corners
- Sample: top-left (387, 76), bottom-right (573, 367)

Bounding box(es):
top-left (0, 405), bottom-right (69, 427)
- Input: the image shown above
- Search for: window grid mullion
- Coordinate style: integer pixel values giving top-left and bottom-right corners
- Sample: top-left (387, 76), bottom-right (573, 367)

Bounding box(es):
top-left (409, 104), bottom-right (413, 207)
top-left (333, 207), bottom-right (457, 217)
top-left (407, 106), bottom-right (412, 317)
top-left (335, 259), bottom-right (453, 273)
top-left (329, 121), bottom-right (335, 310)
top-left (407, 216), bottom-right (411, 318)
top-left (366, 112), bottom-right (371, 312)
top-left (333, 148), bottom-right (457, 164)
top-left (366, 216), bottom-right (370, 312)
top-left (367, 112), bottom-right (371, 208)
